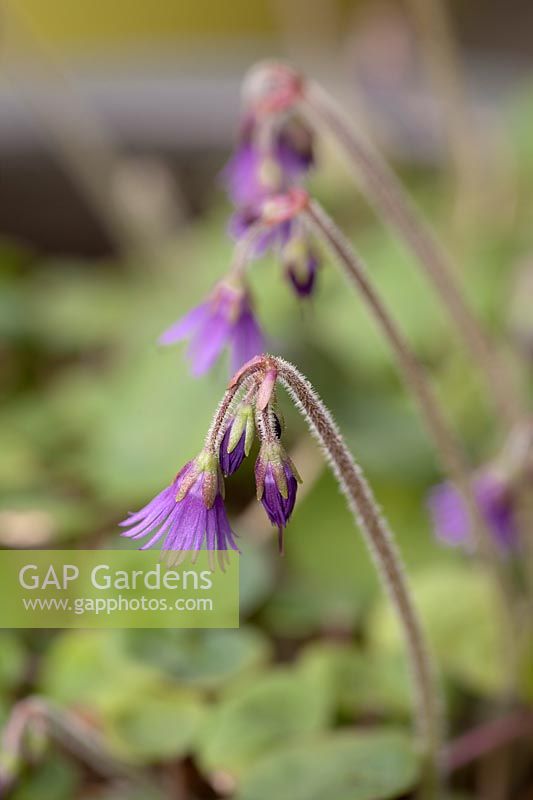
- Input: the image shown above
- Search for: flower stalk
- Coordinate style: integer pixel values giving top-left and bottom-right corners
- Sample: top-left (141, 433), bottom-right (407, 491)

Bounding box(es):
top-left (301, 198), bottom-right (521, 688)
top-left (302, 199), bottom-right (508, 566)
top-left (0, 696), bottom-right (139, 794)
top-left (301, 80), bottom-right (522, 429)
top-left (222, 355), bottom-right (443, 792)
top-left (243, 61), bottom-right (523, 430)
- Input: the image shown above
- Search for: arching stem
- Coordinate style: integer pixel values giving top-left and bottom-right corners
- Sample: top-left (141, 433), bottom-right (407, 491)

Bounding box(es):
top-left (0, 696), bottom-right (140, 794)
top-left (225, 355), bottom-right (443, 794)
top-left (298, 77), bottom-right (523, 429)
top-left (302, 198), bottom-right (518, 685)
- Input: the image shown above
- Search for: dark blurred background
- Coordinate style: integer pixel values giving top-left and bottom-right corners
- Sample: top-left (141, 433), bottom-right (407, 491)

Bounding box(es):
top-left (2, 0), bottom-right (533, 254)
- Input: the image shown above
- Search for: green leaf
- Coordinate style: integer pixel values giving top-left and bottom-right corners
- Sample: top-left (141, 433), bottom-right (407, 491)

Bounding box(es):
top-left (0, 632), bottom-right (26, 692)
top-left (39, 630), bottom-right (160, 713)
top-left (198, 666), bottom-right (333, 777)
top-left (11, 754), bottom-right (80, 800)
top-left (119, 627), bottom-right (272, 690)
top-left (238, 541), bottom-right (276, 618)
top-left (104, 687), bottom-right (205, 762)
top-left (84, 788), bottom-right (165, 800)
top-left (236, 729), bottom-right (419, 800)
top-left (370, 563), bottom-right (507, 695)
top-left (297, 641), bottom-right (412, 720)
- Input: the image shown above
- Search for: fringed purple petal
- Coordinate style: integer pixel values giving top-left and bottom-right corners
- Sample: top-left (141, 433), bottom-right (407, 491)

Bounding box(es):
top-left (163, 488), bottom-right (204, 551)
top-left (222, 143), bottom-right (266, 207)
top-left (119, 483), bottom-right (176, 528)
top-left (206, 502), bottom-right (217, 550)
top-left (214, 495), bottom-right (239, 551)
top-left (139, 502), bottom-right (183, 551)
top-left (230, 309), bottom-right (264, 375)
top-left (187, 312), bottom-right (232, 376)
top-left (119, 464), bottom-right (238, 567)
top-left (158, 303), bottom-right (211, 346)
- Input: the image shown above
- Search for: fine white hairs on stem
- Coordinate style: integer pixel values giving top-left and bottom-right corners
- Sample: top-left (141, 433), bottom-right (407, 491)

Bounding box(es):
top-left (301, 76), bottom-right (523, 430)
top-left (229, 354), bottom-right (443, 790)
top-left (242, 59), bottom-right (522, 429)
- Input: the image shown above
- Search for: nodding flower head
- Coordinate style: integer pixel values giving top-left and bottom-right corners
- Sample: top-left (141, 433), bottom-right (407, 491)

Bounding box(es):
top-left (228, 188), bottom-right (310, 262)
top-left (159, 281), bottom-right (264, 376)
top-left (428, 471), bottom-right (518, 553)
top-left (219, 403), bottom-right (256, 476)
top-left (228, 205), bottom-right (292, 258)
top-left (120, 449), bottom-right (238, 569)
top-left (223, 62), bottom-right (314, 209)
top-left (282, 231), bottom-right (319, 298)
top-left (255, 440), bottom-right (301, 553)
top-left (223, 125), bottom-right (313, 209)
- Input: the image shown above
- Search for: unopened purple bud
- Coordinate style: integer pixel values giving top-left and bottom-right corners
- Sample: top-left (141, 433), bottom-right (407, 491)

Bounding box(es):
top-left (282, 235), bottom-right (319, 298)
top-left (255, 441), bottom-right (301, 553)
top-left (219, 405), bottom-right (255, 476)
top-left (220, 425), bottom-right (246, 476)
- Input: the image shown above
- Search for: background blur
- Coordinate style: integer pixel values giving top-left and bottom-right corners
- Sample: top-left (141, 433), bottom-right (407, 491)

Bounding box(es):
top-left (1, 1), bottom-right (533, 798)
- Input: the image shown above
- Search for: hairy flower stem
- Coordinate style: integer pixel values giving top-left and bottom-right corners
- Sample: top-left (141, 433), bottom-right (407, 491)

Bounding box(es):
top-left (222, 355), bottom-right (442, 794)
top-left (299, 80), bottom-right (522, 429)
top-left (0, 696), bottom-right (140, 794)
top-left (305, 203), bottom-right (488, 545)
top-left (303, 199), bottom-right (519, 681)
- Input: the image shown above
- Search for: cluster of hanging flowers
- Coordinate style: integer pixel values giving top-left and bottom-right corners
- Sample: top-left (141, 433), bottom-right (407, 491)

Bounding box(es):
top-left (158, 64), bottom-right (321, 378)
top-left (428, 422), bottom-right (533, 555)
top-left (129, 58), bottom-right (529, 563)
top-left (120, 359), bottom-right (301, 567)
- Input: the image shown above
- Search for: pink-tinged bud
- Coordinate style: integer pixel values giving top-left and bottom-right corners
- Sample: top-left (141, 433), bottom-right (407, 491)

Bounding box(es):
top-left (229, 355), bottom-right (265, 389)
top-left (261, 188), bottom-right (309, 227)
top-left (242, 62), bottom-right (304, 117)
top-left (257, 368), bottom-right (278, 411)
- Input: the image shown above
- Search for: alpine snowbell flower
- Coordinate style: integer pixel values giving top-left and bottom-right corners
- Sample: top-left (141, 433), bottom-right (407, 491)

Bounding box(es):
top-left (228, 205), bottom-right (292, 257)
top-left (255, 440), bottom-right (301, 553)
top-left (223, 110), bottom-right (314, 207)
top-left (219, 403), bottom-right (256, 476)
top-left (428, 471), bottom-right (518, 552)
top-left (159, 282), bottom-right (264, 376)
top-left (118, 353), bottom-right (441, 780)
top-left (120, 450), bottom-right (239, 567)
top-left (281, 230), bottom-right (319, 298)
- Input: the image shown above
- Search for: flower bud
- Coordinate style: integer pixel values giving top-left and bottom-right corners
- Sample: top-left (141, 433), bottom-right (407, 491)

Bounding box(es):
top-left (220, 404), bottom-right (256, 476)
top-left (282, 234), bottom-right (319, 298)
top-left (255, 441), bottom-right (301, 552)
